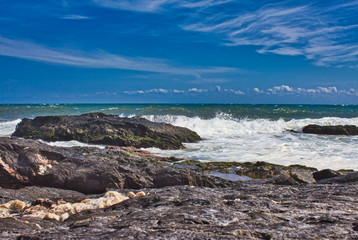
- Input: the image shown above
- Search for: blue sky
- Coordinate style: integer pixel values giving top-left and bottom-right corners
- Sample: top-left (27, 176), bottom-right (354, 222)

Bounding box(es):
top-left (1, 0), bottom-right (358, 104)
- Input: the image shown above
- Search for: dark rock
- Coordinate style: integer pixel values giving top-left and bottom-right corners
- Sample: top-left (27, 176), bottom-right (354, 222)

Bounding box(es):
top-left (2, 184), bottom-right (358, 239)
top-left (0, 186), bottom-right (86, 204)
top-left (12, 113), bottom-right (201, 150)
top-left (313, 169), bottom-right (341, 181)
top-left (171, 160), bottom-right (317, 185)
top-left (318, 172), bottom-right (358, 184)
top-left (0, 137), bottom-right (235, 194)
top-left (235, 162), bottom-right (316, 185)
top-left (265, 175), bottom-right (300, 185)
top-left (302, 124), bottom-right (358, 135)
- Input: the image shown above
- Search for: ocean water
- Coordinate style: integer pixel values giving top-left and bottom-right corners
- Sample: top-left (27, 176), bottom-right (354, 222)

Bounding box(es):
top-left (1, 104), bottom-right (358, 170)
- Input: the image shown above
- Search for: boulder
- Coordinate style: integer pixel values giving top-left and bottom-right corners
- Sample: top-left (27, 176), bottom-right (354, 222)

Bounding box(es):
top-left (317, 172), bottom-right (358, 184)
top-left (234, 161), bottom-right (316, 185)
top-left (12, 113), bottom-right (201, 150)
top-left (302, 124), bottom-right (358, 135)
top-left (0, 137), bottom-right (235, 194)
top-left (313, 169), bottom-right (341, 181)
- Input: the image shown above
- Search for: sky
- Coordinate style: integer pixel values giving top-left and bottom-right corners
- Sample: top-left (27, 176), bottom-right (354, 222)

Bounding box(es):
top-left (1, 0), bottom-right (358, 104)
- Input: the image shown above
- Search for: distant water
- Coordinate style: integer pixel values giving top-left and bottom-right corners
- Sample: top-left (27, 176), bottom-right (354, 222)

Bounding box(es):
top-left (1, 104), bottom-right (358, 170)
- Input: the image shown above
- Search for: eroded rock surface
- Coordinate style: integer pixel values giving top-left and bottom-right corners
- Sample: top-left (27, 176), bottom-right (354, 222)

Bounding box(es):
top-left (1, 184), bottom-right (358, 239)
top-left (12, 113), bottom-right (201, 149)
top-left (1, 136), bottom-right (358, 239)
top-left (172, 160), bottom-right (317, 185)
top-left (0, 137), bottom-right (234, 194)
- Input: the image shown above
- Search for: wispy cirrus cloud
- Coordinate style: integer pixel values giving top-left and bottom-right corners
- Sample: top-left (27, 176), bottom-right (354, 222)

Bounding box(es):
top-left (93, 0), bottom-right (232, 12)
top-left (93, 0), bottom-right (358, 67)
top-left (0, 36), bottom-right (236, 76)
top-left (181, 0), bottom-right (358, 67)
top-left (61, 15), bottom-right (91, 20)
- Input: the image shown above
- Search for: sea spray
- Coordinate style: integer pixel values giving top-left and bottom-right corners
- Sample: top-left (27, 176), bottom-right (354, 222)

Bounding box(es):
top-left (1, 104), bottom-right (358, 170)
top-left (0, 119), bottom-right (21, 137)
top-left (143, 115), bottom-right (358, 171)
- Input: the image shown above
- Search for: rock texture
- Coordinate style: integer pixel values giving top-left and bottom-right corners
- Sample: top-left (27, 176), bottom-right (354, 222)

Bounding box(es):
top-left (2, 184), bottom-right (358, 239)
top-left (0, 137), bottom-right (234, 194)
top-left (1, 136), bottom-right (358, 239)
top-left (173, 160), bottom-right (317, 185)
top-left (313, 169), bottom-right (341, 181)
top-left (12, 113), bottom-right (201, 149)
top-left (302, 124), bottom-right (358, 135)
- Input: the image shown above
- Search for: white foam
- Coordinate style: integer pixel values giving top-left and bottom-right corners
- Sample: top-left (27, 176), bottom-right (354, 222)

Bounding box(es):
top-left (42, 140), bottom-right (106, 149)
top-left (0, 119), bottom-right (21, 137)
top-left (144, 115), bottom-right (358, 171)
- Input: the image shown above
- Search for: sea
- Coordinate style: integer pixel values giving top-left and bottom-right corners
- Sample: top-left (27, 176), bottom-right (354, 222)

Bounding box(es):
top-left (1, 104), bottom-right (358, 171)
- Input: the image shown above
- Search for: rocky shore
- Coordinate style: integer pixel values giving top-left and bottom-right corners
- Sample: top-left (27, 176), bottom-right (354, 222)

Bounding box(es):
top-left (1, 115), bottom-right (358, 239)
top-left (12, 113), bottom-right (201, 150)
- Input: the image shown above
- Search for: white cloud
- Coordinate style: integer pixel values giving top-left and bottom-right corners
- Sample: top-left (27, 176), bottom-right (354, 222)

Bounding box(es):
top-left (61, 15), bottom-right (90, 20)
top-left (223, 88), bottom-right (244, 95)
top-left (180, 1), bottom-right (358, 68)
top-left (188, 88), bottom-right (208, 92)
top-left (317, 86), bottom-right (338, 94)
top-left (93, 0), bottom-right (232, 13)
top-left (258, 85), bottom-right (358, 96)
top-left (173, 89), bottom-right (185, 93)
top-left (124, 87), bottom-right (245, 95)
top-left (93, 0), bottom-right (170, 12)
top-left (95, 91), bottom-right (117, 96)
top-left (253, 87), bottom-right (264, 93)
top-left (125, 85), bottom-right (358, 97)
top-left (93, 0), bottom-right (358, 67)
top-left (267, 85), bottom-right (293, 94)
top-left (0, 36), bottom-right (236, 76)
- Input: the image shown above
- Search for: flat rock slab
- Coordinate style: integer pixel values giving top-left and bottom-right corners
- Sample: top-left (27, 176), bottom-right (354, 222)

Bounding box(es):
top-left (12, 112), bottom-right (201, 149)
top-left (2, 184), bottom-right (358, 239)
top-left (302, 124), bottom-right (358, 135)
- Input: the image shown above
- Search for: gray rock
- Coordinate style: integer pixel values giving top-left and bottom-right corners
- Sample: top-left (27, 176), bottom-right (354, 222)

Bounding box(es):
top-left (0, 186), bottom-right (86, 204)
top-left (12, 113), bottom-right (202, 150)
top-left (3, 184), bottom-right (358, 239)
top-left (0, 137), bottom-right (235, 194)
top-left (233, 161), bottom-right (316, 185)
top-left (318, 172), bottom-right (358, 184)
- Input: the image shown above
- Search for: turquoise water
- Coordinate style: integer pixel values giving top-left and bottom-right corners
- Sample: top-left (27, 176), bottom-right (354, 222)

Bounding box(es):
top-left (1, 104), bottom-right (358, 170)
top-left (1, 104), bottom-right (358, 121)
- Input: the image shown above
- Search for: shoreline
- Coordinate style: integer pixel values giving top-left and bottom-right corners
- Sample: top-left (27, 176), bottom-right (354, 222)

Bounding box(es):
top-left (1, 113), bottom-right (358, 238)
top-left (0, 136), bottom-right (357, 238)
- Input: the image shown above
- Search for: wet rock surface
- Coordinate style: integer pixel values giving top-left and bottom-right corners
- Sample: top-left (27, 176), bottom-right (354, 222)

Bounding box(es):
top-left (12, 113), bottom-right (201, 149)
top-left (302, 124), bottom-right (358, 135)
top-left (172, 160), bottom-right (317, 185)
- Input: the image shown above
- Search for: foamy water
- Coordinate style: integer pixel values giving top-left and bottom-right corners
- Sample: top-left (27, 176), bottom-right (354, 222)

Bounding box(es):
top-left (1, 110), bottom-right (358, 170)
top-left (42, 140), bottom-right (106, 149)
top-left (144, 114), bottom-right (358, 171)
top-left (0, 119), bottom-right (21, 137)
